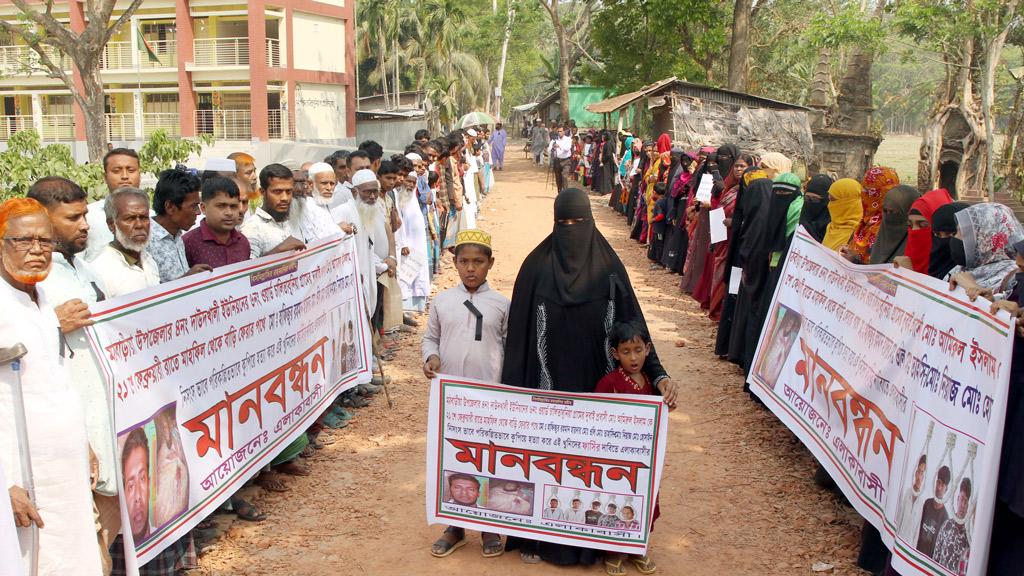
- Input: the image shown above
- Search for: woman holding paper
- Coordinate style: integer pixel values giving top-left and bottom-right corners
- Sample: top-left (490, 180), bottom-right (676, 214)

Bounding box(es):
top-left (707, 153), bottom-right (754, 321)
top-left (681, 144), bottom-right (737, 298)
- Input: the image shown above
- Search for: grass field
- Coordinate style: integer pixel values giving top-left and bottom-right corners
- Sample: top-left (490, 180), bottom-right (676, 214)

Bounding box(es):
top-left (875, 134), bottom-right (921, 185)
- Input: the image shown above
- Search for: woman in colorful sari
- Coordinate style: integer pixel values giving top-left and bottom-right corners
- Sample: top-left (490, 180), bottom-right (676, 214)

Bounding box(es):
top-left (677, 147), bottom-right (718, 290)
top-left (642, 147), bottom-right (672, 244)
top-left (611, 136), bottom-right (634, 211)
top-left (629, 141), bottom-right (655, 240)
top-left (847, 166), bottom-right (900, 263)
top-left (660, 150), bottom-right (693, 272)
top-left (687, 144), bottom-right (739, 304)
top-left (707, 153), bottom-right (754, 320)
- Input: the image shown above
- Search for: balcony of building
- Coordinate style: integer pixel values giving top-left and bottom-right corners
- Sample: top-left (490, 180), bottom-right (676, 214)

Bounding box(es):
top-left (189, 15), bottom-right (283, 69)
top-left (0, 94), bottom-right (74, 141)
top-left (0, 44), bottom-right (71, 76)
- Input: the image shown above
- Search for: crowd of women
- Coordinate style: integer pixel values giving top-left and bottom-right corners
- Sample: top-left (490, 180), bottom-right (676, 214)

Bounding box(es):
top-left (572, 132), bottom-right (1024, 576)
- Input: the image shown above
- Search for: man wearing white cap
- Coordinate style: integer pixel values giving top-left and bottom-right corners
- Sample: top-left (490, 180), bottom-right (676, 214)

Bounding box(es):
top-left (294, 162), bottom-right (354, 242)
top-left (395, 171), bottom-right (430, 312)
top-left (331, 169), bottom-right (390, 317)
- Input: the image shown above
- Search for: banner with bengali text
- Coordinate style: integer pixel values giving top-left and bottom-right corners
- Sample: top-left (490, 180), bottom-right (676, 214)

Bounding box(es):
top-left (748, 228), bottom-right (1013, 576)
top-left (86, 236), bottom-right (372, 570)
top-left (426, 375), bottom-right (668, 554)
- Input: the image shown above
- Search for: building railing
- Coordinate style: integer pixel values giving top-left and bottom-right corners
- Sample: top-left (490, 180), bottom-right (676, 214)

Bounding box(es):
top-left (268, 109), bottom-right (293, 140)
top-left (101, 41), bottom-right (134, 70)
top-left (142, 112), bottom-right (180, 137)
top-left (105, 113), bottom-right (136, 141)
top-left (0, 115), bottom-right (33, 139)
top-left (195, 109), bottom-right (251, 140)
top-left (193, 37), bottom-right (249, 67)
top-left (266, 38), bottom-right (281, 67)
top-left (0, 44), bottom-right (70, 75)
top-left (140, 40), bottom-right (177, 69)
top-left (41, 114), bottom-right (75, 141)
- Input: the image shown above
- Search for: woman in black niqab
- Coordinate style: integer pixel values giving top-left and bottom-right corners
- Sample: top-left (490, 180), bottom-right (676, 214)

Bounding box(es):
top-left (502, 188), bottom-right (673, 565)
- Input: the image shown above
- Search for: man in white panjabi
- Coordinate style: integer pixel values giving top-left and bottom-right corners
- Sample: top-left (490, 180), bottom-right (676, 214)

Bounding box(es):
top-left (89, 188), bottom-right (161, 297)
top-left (0, 198), bottom-right (103, 575)
top-left (331, 169), bottom-right (389, 318)
top-left (395, 172), bottom-right (430, 313)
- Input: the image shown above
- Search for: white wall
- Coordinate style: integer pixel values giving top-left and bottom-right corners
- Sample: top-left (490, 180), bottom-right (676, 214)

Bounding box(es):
top-left (294, 83), bottom-right (347, 142)
top-left (291, 12), bottom-right (345, 73)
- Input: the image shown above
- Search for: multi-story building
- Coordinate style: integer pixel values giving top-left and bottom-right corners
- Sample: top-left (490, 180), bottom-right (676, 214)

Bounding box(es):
top-left (0, 0), bottom-right (356, 158)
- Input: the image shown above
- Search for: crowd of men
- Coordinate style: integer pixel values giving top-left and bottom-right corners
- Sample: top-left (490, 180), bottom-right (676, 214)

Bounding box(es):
top-left (0, 124), bottom-right (506, 575)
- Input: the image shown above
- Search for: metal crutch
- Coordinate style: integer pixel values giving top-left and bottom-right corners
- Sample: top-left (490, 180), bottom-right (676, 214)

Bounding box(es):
top-left (1, 343), bottom-right (38, 576)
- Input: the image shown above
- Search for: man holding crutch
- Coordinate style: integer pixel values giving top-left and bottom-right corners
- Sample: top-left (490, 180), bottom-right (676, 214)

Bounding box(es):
top-left (0, 197), bottom-right (101, 575)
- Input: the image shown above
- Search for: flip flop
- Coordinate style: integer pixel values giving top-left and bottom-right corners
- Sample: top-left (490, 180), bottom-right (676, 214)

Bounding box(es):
top-left (481, 533), bottom-right (503, 558)
top-left (275, 460), bottom-right (310, 477)
top-left (630, 554), bottom-right (657, 574)
top-left (605, 556), bottom-right (627, 576)
top-left (230, 497), bottom-right (266, 522)
top-left (323, 412), bottom-right (349, 429)
top-left (255, 472), bottom-right (289, 493)
top-left (430, 528), bottom-right (466, 558)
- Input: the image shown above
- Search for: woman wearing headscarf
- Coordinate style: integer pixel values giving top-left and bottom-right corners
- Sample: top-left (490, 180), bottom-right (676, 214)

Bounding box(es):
top-left (759, 152), bottom-right (792, 179)
top-left (590, 131), bottom-right (606, 195)
top-left (501, 188), bottom-right (677, 566)
top-left (800, 174), bottom-right (834, 242)
top-left (628, 141), bottom-right (653, 237)
top-left (643, 147), bottom-right (673, 244)
top-left (822, 178), bottom-right (863, 251)
top-left (692, 144), bottom-right (740, 307)
top-left (620, 137), bottom-right (642, 216)
top-left (927, 202), bottom-right (969, 279)
top-left (743, 173), bottom-right (804, 378)
top-left (661, 150), bottom-right (694, 272)
top-left (947, 202), bottom-right (1024, 298)
top-left (611, 135), bottom-right (634, 211)
top-left (598, 129), bottom-right (617, 195)
top-left (868, 185), bottom-right (920, 264)
top-left (681, 144), bottom-right (738, 296)
top-left (719, 169), bottom-right (772, 361)
top-left (848, 166), bottom-right (900, 263)
top-left (902, 188), bottom-right (954, 274)
top-left (707, 153), bottom-right (754, 320)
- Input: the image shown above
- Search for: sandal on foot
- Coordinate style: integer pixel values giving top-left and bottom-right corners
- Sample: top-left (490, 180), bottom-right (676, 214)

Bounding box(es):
top-left (300, 445), bottom-right (316, 458)
top-left (430, 527), bottom-right (466, 558)
top-left (255, 472), bottom-right (290, 493)
top-left (230, 497), bottom-right (266, 522)
top-left (275, 460), bottom-right (310, 477)
top-left (605, 555), bottom-right (627, 576)
top-left (481, 532), bottom-right (503, 558)
top-left (631, 554), bottom-right (657, 574)
top-left (519, 551), bottom-right (542, 564)
top-left (323, 412), bottom-right (349, 429)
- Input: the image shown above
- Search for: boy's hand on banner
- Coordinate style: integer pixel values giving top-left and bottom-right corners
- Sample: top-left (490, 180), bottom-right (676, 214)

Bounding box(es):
top-left (656, 379), bottom-right (679, 411)
top-left (423, 355), bottom-right (441, 379)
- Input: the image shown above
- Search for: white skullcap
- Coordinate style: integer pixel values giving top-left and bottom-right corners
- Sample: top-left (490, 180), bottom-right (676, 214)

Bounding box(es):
top-left (407, 171), bottom-right (418, 179)
top-left (350, 169), bottom-right (378, 187)
top-left (405, 152), bottom-right (423, 162)
top-left (307, 162), bottom-right (334, 178)
top-left (466, 128), bottom-right (478, 137)
top-left (205, 158), bottom-right (237, 172)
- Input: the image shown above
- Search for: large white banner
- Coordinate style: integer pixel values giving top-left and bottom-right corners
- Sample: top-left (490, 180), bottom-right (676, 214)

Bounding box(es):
top-left (426, 375), bottom-right (668, 554)
top-left (86, 236), bottom-right (371, 570)
top-left (748, 228), bottom-right (1013, 576)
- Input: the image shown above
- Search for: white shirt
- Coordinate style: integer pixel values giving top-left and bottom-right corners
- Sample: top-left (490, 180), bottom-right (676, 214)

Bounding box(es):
top-left (38, 253), bottom-right (117, 495)
top-left (564, 507), bottom-right (586, 523)
top-left (329, 181), bottom-right (353, 209)
top-left (291, 197), bottom-right (342, 243)
top-left (90, 243), bottom-right (161, 298)
top-left (421, 281), bottom-right (509, 381)
top-left (551, 135), bottom-right (573, 160)
top-left (239, 207), bottom-right (299, 259)
top-left (83, 199), bottom-right (114, 262)
top-left (0, 281), bottom-right (103, 575)
top-left (331, 201), bottom-right (383, 316)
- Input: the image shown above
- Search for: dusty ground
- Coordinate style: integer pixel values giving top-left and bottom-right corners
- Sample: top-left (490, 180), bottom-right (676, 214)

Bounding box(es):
top-left (195, 151), bottom-right (866, 575)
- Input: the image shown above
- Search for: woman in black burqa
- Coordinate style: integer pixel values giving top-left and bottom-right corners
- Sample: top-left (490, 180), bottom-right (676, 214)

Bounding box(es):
top-left (501, 187), bottom-right (676, 565)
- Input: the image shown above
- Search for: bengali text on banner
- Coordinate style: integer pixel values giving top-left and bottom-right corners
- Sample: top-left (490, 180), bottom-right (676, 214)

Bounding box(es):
top-left (86, 236), bottom-right (372, 571)
top-left (748, 227), bottom-right (1013, 576)
top-left (426, 375), bottom-right (668, 554)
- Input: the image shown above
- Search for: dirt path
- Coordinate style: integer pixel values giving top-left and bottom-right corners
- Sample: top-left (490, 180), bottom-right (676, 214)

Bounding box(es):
top-left (196, 152), bottom-right (866, 575)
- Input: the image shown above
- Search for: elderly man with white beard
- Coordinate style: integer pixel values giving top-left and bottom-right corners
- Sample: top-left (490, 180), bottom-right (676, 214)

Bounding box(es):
top-left (331, 169), bottom-right (391, 320)
top-left (395, 171), bottom-right (430, 313)
top-left (90, 188), bottom-right (161, 297)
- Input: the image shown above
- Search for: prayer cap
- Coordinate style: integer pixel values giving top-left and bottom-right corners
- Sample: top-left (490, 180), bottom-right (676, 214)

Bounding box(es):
top-left (407, 171), bottom-right (418, 179)
top-left (466, 128), bottom-right (478, 137)
top-left (351, 169), bottom-right (378, 187)
top-left (405, 152), bottom-right (423, 162)
top-left (455, 229), bottom-right (492, 250)
top-left (205, 158), bottom-right (237, 172)
top-left (307, 162), bottom-right (334, 178)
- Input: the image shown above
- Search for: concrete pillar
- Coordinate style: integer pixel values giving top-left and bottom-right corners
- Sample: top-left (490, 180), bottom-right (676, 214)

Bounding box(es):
top-left (31, 93), bottom-right (43, 135)
top-left (343, 1), bottom-right (356, 138)
top-left (175, 0), bottom-right (197, 137)
top-left (247, 0), bottom-right (269, 142)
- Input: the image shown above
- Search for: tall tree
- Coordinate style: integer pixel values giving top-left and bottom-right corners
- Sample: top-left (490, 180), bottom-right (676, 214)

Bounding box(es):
top-left (539, 0), bottom-right (597, 122)
top-left (727, 0), bottom-right (755, 91)
top-left (0, 0), bottom-right (145, 162)
top-left (493, 2), bottom-right (517, 119)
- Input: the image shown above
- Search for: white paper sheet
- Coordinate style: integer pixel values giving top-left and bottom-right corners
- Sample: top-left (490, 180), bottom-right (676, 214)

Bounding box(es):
top-left (710, 207), bottom-right (727, 244)
top-left (695, 174), bottom-right (713, 204)
top-left (728, 267), bottom-right (742, 295)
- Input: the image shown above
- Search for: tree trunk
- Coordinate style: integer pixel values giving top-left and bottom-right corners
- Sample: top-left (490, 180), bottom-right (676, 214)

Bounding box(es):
top-left (79, 61), bottom-right (107, 163)
top-left (555, 24), bottom-right (571, 123)
top-left (981, 0), bottom-right (1018, 200)
top-left (484, 60), bottom-right (492, 115)
top-left (727, 0), bottom-right (752, 92)
top-left (493, 4), bottom-right (515, 121)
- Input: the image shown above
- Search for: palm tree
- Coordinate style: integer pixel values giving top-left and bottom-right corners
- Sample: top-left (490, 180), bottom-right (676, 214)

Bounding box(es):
top-left (407, 0), bottom-right (487, 115)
